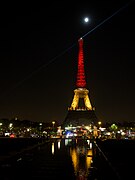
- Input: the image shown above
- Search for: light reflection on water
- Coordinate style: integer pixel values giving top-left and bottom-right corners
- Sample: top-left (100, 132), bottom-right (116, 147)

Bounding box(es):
top-left (70, 139), bottom-right (93, 177)
top-left (51, 138), bottom-right (94, 178)
top-left (58, 140), bottom-right (61, 149)
top-left (52, 142), bottom-right (55, 155)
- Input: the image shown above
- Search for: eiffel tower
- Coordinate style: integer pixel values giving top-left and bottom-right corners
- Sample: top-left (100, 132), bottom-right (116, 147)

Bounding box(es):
top-left (62, 38), bottom-right (98, 128)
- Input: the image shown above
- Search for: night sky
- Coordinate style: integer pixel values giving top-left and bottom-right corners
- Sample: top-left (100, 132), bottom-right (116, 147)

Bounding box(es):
top-left (0, 1), bottom-right (135, 124)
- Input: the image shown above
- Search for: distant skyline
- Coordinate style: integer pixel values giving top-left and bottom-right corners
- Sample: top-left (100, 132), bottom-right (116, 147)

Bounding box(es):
top-left (0, 1), bottom-right (135, 124)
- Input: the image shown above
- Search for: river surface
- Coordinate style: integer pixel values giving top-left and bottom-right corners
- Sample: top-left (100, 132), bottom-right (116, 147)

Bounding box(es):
top-left (0, 138), bottom-right (134, 180)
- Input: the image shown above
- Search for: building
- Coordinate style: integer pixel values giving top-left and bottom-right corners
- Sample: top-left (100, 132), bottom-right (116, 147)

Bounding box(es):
top-left (62, 38), bottom-right (98, 129)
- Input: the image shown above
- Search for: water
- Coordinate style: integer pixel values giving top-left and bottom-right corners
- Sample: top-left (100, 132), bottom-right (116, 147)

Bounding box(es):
top-left (0, 138), bottom-right (135, 179)
top-left (0, 138), bottom-right (95, 179)
top-left (63, 138), bottom-right (94, 178)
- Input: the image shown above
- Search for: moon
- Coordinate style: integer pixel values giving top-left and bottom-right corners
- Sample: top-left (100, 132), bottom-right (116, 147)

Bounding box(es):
top-left (84, 17), bottom-right (89, 23)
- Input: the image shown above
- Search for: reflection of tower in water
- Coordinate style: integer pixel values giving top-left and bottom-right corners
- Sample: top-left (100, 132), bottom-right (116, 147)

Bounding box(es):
top-left (51, 139), bottom-right (95, 178)
top-left (70, 139), bottom-right (93, 178)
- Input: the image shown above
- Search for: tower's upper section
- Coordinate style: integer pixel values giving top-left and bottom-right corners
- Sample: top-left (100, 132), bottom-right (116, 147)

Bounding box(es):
top-left (76, 38), bottom-right (86, 88)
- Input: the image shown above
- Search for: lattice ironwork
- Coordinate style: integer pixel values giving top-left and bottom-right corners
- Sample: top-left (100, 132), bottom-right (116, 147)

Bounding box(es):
top-left (76, 38), bottom-right (86, 88)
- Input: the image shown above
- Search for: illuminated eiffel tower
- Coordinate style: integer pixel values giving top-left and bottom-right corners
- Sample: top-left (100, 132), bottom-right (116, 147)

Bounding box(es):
top-left (62, 38), bottom-right (98, 127)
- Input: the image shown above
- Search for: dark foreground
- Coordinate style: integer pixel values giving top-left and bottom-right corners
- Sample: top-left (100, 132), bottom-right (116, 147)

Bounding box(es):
top-left (95, 138), bottom-right (135, 180)
top-left (0, 137), bottom-right (134, 180)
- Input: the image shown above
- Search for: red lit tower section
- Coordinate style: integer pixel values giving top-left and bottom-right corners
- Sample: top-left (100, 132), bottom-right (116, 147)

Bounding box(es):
top-left (76, 38), bottom-right (86, 88)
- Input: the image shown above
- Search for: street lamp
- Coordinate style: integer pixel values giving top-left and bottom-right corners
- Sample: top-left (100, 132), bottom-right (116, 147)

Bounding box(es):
top-left (52, 121), bottom-right (55, 137)
top-left (98, 121), bottom-right (102, 127)
top-left (52, 121), bottom-right (55, 128)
